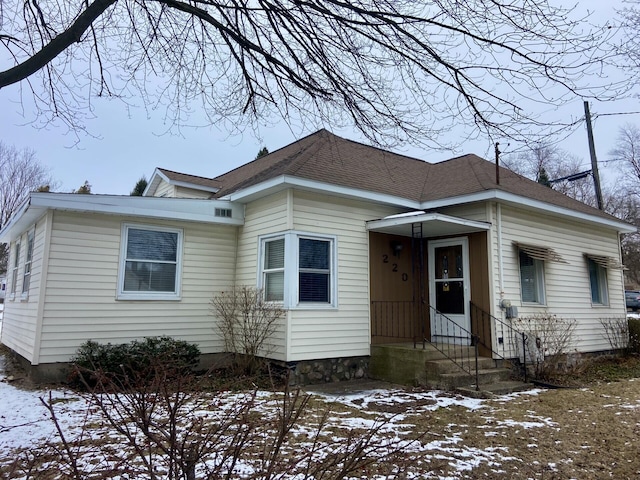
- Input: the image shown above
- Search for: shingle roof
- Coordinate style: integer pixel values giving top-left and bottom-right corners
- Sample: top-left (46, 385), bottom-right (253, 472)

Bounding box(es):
top-left (212, 129), bottom-right (432, 201)
top-left (158, 168), bottom-right (222, 190)
top-left (209, 129), bottom-right (616, 222)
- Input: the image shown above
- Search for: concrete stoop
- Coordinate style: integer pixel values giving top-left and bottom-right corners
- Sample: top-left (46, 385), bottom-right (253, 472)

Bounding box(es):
top-left (455, 380), bottom-right (535, 399)
top-left (370, 343), bottom-right (531, 396)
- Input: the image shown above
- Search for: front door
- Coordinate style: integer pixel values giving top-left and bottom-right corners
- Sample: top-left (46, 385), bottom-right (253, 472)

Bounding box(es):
top-left (428, 237), bottom-right (471, 344)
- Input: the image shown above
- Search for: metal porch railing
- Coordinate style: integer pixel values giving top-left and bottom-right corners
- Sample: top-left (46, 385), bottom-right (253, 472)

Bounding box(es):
top-left (427, 304), bottom-right (480, 389)
top-left (470, 302), bottom-right (529, 382)
top-left (371, 300), bottom-right (480, 389)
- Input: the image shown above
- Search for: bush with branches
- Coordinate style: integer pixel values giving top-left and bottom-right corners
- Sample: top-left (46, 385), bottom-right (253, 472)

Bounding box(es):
top-left (516, 314), bottom-right (578, 381)
top-left (6, 363), bottom-right (415, 479)
top-left (629, 318), bottom-right (640, 354)
top-left (71, 336), bottom-right (200, 387)
top-left (599, 317), bottom-right (631, 356)
top-left (211, 286), bottom-right (284, 375)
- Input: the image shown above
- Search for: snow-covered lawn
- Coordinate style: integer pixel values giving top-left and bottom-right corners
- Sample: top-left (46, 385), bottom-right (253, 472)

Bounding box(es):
top-left (1, 372), bottom-right (639, 478)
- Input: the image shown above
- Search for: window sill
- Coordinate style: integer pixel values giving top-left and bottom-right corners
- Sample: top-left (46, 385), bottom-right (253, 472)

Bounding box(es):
top-left (117, 293), bottom-right (181, 301)
top-left (520, 302), bottom-right (547, 307)
top-left (291, 303), bottom-right (338, 310)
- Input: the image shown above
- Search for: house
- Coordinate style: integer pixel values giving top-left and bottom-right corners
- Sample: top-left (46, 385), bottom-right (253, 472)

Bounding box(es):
top-left (0, 129), bottom-right (634, 383)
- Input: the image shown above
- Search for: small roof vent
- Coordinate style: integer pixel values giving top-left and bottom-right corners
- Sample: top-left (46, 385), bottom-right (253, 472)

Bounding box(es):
top-left (215, 208), bottom-right (233, 218)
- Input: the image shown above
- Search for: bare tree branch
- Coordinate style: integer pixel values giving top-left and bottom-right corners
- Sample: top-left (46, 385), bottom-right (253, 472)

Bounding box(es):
top-left (0, 0), bottom-right (631, 148)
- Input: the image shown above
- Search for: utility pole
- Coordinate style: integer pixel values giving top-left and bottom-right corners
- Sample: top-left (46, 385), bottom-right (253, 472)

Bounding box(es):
top-left (583, 101), bottom-right (604, 210)
top-left (495, 142), bottom-right (501, 185)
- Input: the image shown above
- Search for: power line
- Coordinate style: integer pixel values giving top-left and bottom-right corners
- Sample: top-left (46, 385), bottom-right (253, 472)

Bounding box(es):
top-left (595, 111), bottom-right (640, 118)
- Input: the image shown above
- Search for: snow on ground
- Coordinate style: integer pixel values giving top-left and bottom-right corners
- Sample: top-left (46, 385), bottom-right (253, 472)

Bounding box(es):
top-left (0, 382), bottom-right (89, 452)
top-left (0, 370), bottom-right (552, 480)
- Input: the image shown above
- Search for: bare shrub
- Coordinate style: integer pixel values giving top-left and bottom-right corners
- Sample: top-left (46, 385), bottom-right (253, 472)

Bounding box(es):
top-left (12, 365), bottom-right (414, 480)
top-left (599, 317), bottom-right (630, 356)
top-left (516, 314), bottom-right (578, 381)
top-left (211, 286), bottom-right (284, 375)
top-left (629, 318), bottom-right (640, 354)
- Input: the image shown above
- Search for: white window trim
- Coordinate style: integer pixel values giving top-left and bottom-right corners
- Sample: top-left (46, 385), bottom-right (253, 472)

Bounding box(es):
top-left (21, 229), bottom-right (35, 300)
top-left (518, 250), bottom-right (546, 306)
top-left (117, 223), bottom-right (183, 301)
top-left (261, 235), bottom-right (286, 302)
top-left (587, 258), bottom-right (609, 306)
top-left (9, 240), bottom-right (20, 301)
top-left (258, 231), bottom-right (338, 310)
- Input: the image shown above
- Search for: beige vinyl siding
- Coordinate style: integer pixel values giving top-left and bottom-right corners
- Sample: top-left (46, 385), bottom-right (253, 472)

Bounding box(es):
top-left (235, 191), bottom-right (289, 286)
top-left (231, 191), bottom-right (290, 359)
top-left (439, 203), bottom-right (490, 223)
top-left (492, 204), bottom-right (625, 353)
top-left (174, 186), bottom-right (213, 199)
top-left (153, 181), bottom-right (175, 198)
top-left (288, 190), bottom-right (399, 361)
top-left (36, 211), bottom-right (236, 364)
top-left (0, 214), bottom-right (50, 363)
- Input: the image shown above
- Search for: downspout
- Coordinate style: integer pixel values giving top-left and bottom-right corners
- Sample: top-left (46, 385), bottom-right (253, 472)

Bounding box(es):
top-left (285, 190), bottom-right (294, 361)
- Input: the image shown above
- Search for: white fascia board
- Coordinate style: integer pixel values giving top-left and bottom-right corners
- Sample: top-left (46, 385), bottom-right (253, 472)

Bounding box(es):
top-left (142, 168), bottom-right (165, 196)
top-left (224, 175), bottom-right (422, 209)
top-left (30, 193), bottom-right (243, 224)
top-left (223, 174), bottom-right (634, 234)
top-left (0, 196), bottom-right (38, 243)
top-left (366, 212), bottom-right (491, 231)
top-left (1, 193), bottom-right (243, 243)
top-left (420, 190), bottom-right (636, 233)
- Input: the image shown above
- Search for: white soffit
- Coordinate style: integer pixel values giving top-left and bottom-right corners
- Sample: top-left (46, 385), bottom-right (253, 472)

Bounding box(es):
top-left (366, 212), bottom-right (491, 237)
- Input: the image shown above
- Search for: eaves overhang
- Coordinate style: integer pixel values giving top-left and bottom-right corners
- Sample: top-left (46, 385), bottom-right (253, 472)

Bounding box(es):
top-left (0, 193), bottom-right (243, 243)
top-left (224, 175), bottom-right (635, 234)
top-left (222, 174), bottom-right (422, 209)
top-left (419, 190), bottom-right (636, 234)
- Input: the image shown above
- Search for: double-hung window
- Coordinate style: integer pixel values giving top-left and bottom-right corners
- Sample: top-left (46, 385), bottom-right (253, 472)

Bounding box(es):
top-left (260, 232), bottom-right (337, 308)
top-left (21, 230), bottom-right (35, 298)
top-left (298, 238), bottom-right (331, 303)
top-left (10, 242), bottom-right (20, 299)
top-left (586, 257), bottom-right (609, 305)
top-left (118, 224), bottom-right (183, 300)
top-left (519, 250), bottom-right (545, 304)
top-left (263, 237), bottom-right (285, 301)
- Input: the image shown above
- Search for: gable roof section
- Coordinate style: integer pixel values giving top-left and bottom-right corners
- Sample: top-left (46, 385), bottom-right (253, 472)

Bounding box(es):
top-left (212, 129), bottom-right (430, 201)
top-left (145, 168), bottom-right (222, 196)
top-left (209, 129), bottom-right (629, 231)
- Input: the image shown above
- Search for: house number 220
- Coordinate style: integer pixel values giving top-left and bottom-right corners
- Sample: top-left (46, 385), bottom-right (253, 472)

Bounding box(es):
top-left (382, 255), bottom-right (409, 281)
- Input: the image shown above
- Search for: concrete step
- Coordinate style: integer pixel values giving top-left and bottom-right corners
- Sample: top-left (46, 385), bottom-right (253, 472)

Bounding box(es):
top-left (370, 343), bottom-right (523, 393)
top-left (425, 356), bottom-right (497, 374)
top-left (429, 367), bottom-right (513, 389)
top-left (372, 343), bottom-right (474, 362)
top-left (455, 381), bottom-right (536, 398)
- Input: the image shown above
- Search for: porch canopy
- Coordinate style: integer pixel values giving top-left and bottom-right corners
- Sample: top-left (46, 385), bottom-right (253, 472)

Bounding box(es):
top-left (366, 211), bottom-right (491, 237)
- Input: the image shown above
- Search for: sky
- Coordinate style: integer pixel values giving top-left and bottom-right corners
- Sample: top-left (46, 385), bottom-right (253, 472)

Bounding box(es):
top-left (0, 1), bottom-right (639, 195)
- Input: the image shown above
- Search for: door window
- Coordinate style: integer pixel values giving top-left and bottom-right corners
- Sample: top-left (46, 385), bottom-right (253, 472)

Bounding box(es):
top-left (434, 245), bottom-right (464, 314)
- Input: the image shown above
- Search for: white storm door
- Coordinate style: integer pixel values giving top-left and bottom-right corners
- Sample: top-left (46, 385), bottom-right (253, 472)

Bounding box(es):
top-left (428, 237), bottom-right (471, 345)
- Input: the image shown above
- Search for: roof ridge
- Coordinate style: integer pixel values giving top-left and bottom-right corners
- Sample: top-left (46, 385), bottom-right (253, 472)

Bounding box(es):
top-left (158, 167), bottom-right (216, 181)
top-left (212, 129), bottom-right (329, 182)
